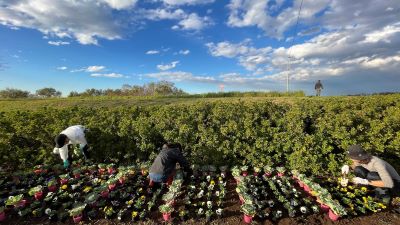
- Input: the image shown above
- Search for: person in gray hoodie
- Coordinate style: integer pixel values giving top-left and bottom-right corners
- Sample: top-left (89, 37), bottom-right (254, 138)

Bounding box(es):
top-left (149, 143), bottom-right (192, 186)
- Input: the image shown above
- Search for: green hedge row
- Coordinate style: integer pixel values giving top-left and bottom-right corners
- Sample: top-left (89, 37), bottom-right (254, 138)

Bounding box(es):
top-left (1, 95), bottom-right (399, 176)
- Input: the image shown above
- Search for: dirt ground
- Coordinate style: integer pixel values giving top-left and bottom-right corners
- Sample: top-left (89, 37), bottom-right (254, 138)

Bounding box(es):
top-left (3, 179), bottom-right (400, 225)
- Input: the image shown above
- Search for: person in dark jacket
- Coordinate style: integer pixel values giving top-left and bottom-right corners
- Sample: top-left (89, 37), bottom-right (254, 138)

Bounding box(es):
top-left (149, 143), bottom-right (192, 185)
top-left (315, 80), bottom-right (323, 96)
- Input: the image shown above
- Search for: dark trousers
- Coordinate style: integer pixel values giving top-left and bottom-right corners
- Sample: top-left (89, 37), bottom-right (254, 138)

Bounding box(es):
top-left (355, 166), bottom-right (400, 197)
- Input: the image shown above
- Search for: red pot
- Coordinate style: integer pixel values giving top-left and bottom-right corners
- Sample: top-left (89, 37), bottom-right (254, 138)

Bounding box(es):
top-left (108, 184), bottom-right (116, 191)
top-left (253, 172), bottom-right (259, 176)
top-left (0, 212), bottom-right (6, 222)
top-left (162, 213), bottom-right (171, 221)
top-left (34, 169), bottom-right (42, 175)
top-left (74, 174), bottom-right (81, 179)
top-left (48, 185), bottom-right (57, 192)
top-left (34, 191), bottom-right (43, 200)
top-left (108, 168), bottom-right (115, 174)
top-left (304, 185), bottom-right (310, 192)
top-left (101, 190), bottom-right (109, 198)
top-left (98, 168), bottom-right (106, 174)
top-left (119, 178), bottom-right (125, 185)
top-left (242, 171), bottom-right (248, 177)
top-left (328, 209), bottom-right (340, 221)
top-left (73, 214), bottom-right (83, 223)
top-left (60, 179), bottom-right (68, 185)
top-left (243, 214), bottom-right (253, 224)
top-left (320, 204), bottom-right (330, 213)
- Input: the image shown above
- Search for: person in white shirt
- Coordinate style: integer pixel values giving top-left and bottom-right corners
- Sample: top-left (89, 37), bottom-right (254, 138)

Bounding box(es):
top-left (53, 125), bottom-right (90, 168)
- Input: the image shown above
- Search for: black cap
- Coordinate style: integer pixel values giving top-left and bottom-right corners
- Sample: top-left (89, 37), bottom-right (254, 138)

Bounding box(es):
top-left (348, 145), bottom-right (370, 160)
top-left (55, 134), bottom-right (68, 148)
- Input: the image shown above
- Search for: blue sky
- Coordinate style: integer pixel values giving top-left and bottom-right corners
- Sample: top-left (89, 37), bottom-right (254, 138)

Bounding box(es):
top-left (0, 0), bottom-right (399, 96)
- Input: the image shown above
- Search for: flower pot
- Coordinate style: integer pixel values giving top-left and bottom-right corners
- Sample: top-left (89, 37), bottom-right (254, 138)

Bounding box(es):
top-left (243, 214), bottom-right (253, 224)
top-left (101, 190), bottom-right (109, 198)
top-left (242, 171), bottom-right (248, 177)
top-left (277, 172), bottom-right (284, 177)
top-left (108, 168), bottom-right (115, 174)
top-left (98, 168), bottom-right (106, 174)
top-left (0, 212), bottom-right (6, 222)
top-left (320, 204), bottom-right (330, 213)
top-left (119, 178), bottom-right (125, 185)
top-left (48, 185), bottom-right (57, 192)
top-left (264, 172), bottom-right (272, 177)
top-left (298, 181), bottom-right (304, 188)
top-left (34, 169), bottom-right (42, 175)
top-left (73, 214), bottom-right (83, 223)
top-left (328, 209), bottom-right (340, 221)
top-left (17, 199), bottom-right (27, 208)
top-left (253, 172), bottom-right (259, 176)
top-left (303, 185), bottom-right (310, 192)
top-left (60, 179), bottom-right (68, 185)
top-left (34, 191), bottom-right (43, 200)
top-left (162, 213), bottom-right (171, 221)
top-left (108, 184), bottom-right (116, 191)
top-left (239, 195), bottom-right (245, 204)
top-left (74, 174), bottom-right (81, 179)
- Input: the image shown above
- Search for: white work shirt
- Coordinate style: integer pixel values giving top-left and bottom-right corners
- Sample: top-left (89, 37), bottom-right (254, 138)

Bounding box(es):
top-left (53, 125), bottom-right (87, 161)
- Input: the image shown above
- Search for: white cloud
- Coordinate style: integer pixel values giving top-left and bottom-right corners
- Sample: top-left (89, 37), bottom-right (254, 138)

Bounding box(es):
top-left (361, 23), bottom-right (400, 44)
top-left (101, 0), bottom-right (138, 10)
top-left (57, 66), bottom-right (68, 70)
top-left (90, 73), bottom-right (125, 78)
top-left (146, 71), bottom-right (216, 82)
top-left (146, 50), bottom-right (160, 55)
top-left (48, 41), bottom-right (70, 46)
top-left (174, 13), bottom-right (213, 31)
top-left (85, 66), bottom-right (105, 72)
top-left (144, 8), bottom-right (186, 20)
top-left (160, 0), bottom-right (215, 6)
top-left (178, 49), bottom-right (190, 55)
top-left (0, 0), bottom-right (122, 45)
top-left (157, 61), bottom-right (179, 71)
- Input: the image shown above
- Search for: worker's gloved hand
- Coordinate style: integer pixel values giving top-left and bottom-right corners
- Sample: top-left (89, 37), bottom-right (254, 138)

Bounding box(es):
top-left (340, 177), bottom-right (349, 187)
top-left (341, 165), bottom-right (350, 175)
top-left (63, 160), bottom-right (70, 169)
top-left (352, 177), bottom-right (369, 185)
top-left (53, 148), bottom-right (59, 154)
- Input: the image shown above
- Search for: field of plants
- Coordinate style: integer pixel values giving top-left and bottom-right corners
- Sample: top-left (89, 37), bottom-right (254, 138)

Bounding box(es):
top-left (0, 94), bottom-right (400, 224)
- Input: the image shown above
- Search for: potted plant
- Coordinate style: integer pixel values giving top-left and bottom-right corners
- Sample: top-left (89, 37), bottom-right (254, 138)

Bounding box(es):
top-left (103, 206), bottom-right (115, 219)
top-left (72, 168), bottom-right (81, 179)
top-left (84, 192), bottom-right (99, 207)
top-left (5, 194), bottom-right (26, 208)
top-left (0, 207), bottom-right (5, 222)
top-left (241, 203), bottom-right (256, 224)
top-left (68, 203), bottom-right (86, 223)
top-left (28, 185), bottom-right (44, 200)
top-left (241, 165), bottom-right (249, 176)
top-left (47, 178), bottom-right (58, 192)
top-left (59, 174), bottom-right (70, 185)
top-left (264, 165), bottom-right (273, 177)
top-left (107, 178), bottom-right (118, 191)
top-left (253, 166), bottom-right (261, 176)
top-left (276, 166), bottom-right (286, 177)
top-left (159, 204), bottom-right (174, 221)
top-left (116, 172), bottom-right (127, 185)
top-left (97, 185), bottom-right (109, 198)
top-left (98, 163), bottom-right (107, 174)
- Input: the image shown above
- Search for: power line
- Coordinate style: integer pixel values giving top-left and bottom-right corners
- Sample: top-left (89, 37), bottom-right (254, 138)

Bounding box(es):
top-left (286, 0), bottom-right (304, 92)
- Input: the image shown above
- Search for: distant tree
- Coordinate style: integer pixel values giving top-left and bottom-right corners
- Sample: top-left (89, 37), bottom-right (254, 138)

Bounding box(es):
top-left (36, 87), bottom-right (62, 97)
top-left (68, 91), bottom-right (80, 97)
top-left (0, 88), bottom-right (30, 98)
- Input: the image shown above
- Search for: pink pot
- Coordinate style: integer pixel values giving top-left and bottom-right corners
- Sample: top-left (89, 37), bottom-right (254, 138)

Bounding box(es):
top-left (119, 178), bottom-right (125, 185)
top-left (98, 169), bottom-right (106, 174)
top-left (108, 168), bottom-right (115, 174)
top-left (264, 172), bottom-right (272, 177)
top-left (253, 172), bottom-right (259, 176)
top-left (298, 181), bottom-right (304, 188)
top-left (73, 214), bottom-right (83, 223)
top-left (320, 204), bottom-right (330, 213)
top-left (0, 212), bottom-right (6, 222)
top-left (74, 174), bottom-right (81, 179)
top-left (304, 185), bottom-right (310, 192)
top-left (328, 209), bottom-right (340, 221)
top-left (34, 191), bottom-right (43, 200)
top-left (162, 213), bottom-right (171, 221)
top-left (277, 173), bottom-right (284, 177)
top-left (242, 171), bottom-right (248, 177)
top-left (243, 214), bottom-right (253, 224)
top-left (108, 184), bottom-right (116, 191)
top-left (48, 185), bottom-right (57, 192)
top-left (101, 190), bottom-right (109, 198)
top-left (239, 195), bottom-right (245, 204)
top-left (60, 179), bottom-right (68, 185)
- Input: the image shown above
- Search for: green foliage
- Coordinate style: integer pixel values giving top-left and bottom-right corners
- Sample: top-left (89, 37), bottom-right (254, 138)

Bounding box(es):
top-left (0, 94), bottom-right (399, 175)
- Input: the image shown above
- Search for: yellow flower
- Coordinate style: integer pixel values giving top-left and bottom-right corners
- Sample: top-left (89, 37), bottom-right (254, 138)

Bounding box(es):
top-left (348, 185), bottom-right (354, 190)
top-left (219, 177), bottom-right (223, 181)
top-left (361, 187), bottom-right (367, 192)
top-left (140, 195), bottom-right (146, 201)
top-left (210, 180), bottom-right (215, 185)
top-left (83, 186), bottom-right (92, 193)
top-left (61, 184), bottom-right (68, 190)
top-left (132, 211), bottom-right (138, 218)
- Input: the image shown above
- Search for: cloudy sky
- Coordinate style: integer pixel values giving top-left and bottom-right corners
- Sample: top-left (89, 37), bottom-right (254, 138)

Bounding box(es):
top-left (0, 0), bottom-right (399, 96)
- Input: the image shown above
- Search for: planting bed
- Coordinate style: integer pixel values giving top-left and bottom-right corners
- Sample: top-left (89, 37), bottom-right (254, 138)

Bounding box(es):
top-left (0, 163), bottom-right (399, 225)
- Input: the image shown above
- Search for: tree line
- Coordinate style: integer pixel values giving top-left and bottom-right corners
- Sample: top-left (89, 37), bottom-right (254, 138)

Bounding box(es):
top-left (0, 81), bottom-right (186, 99)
